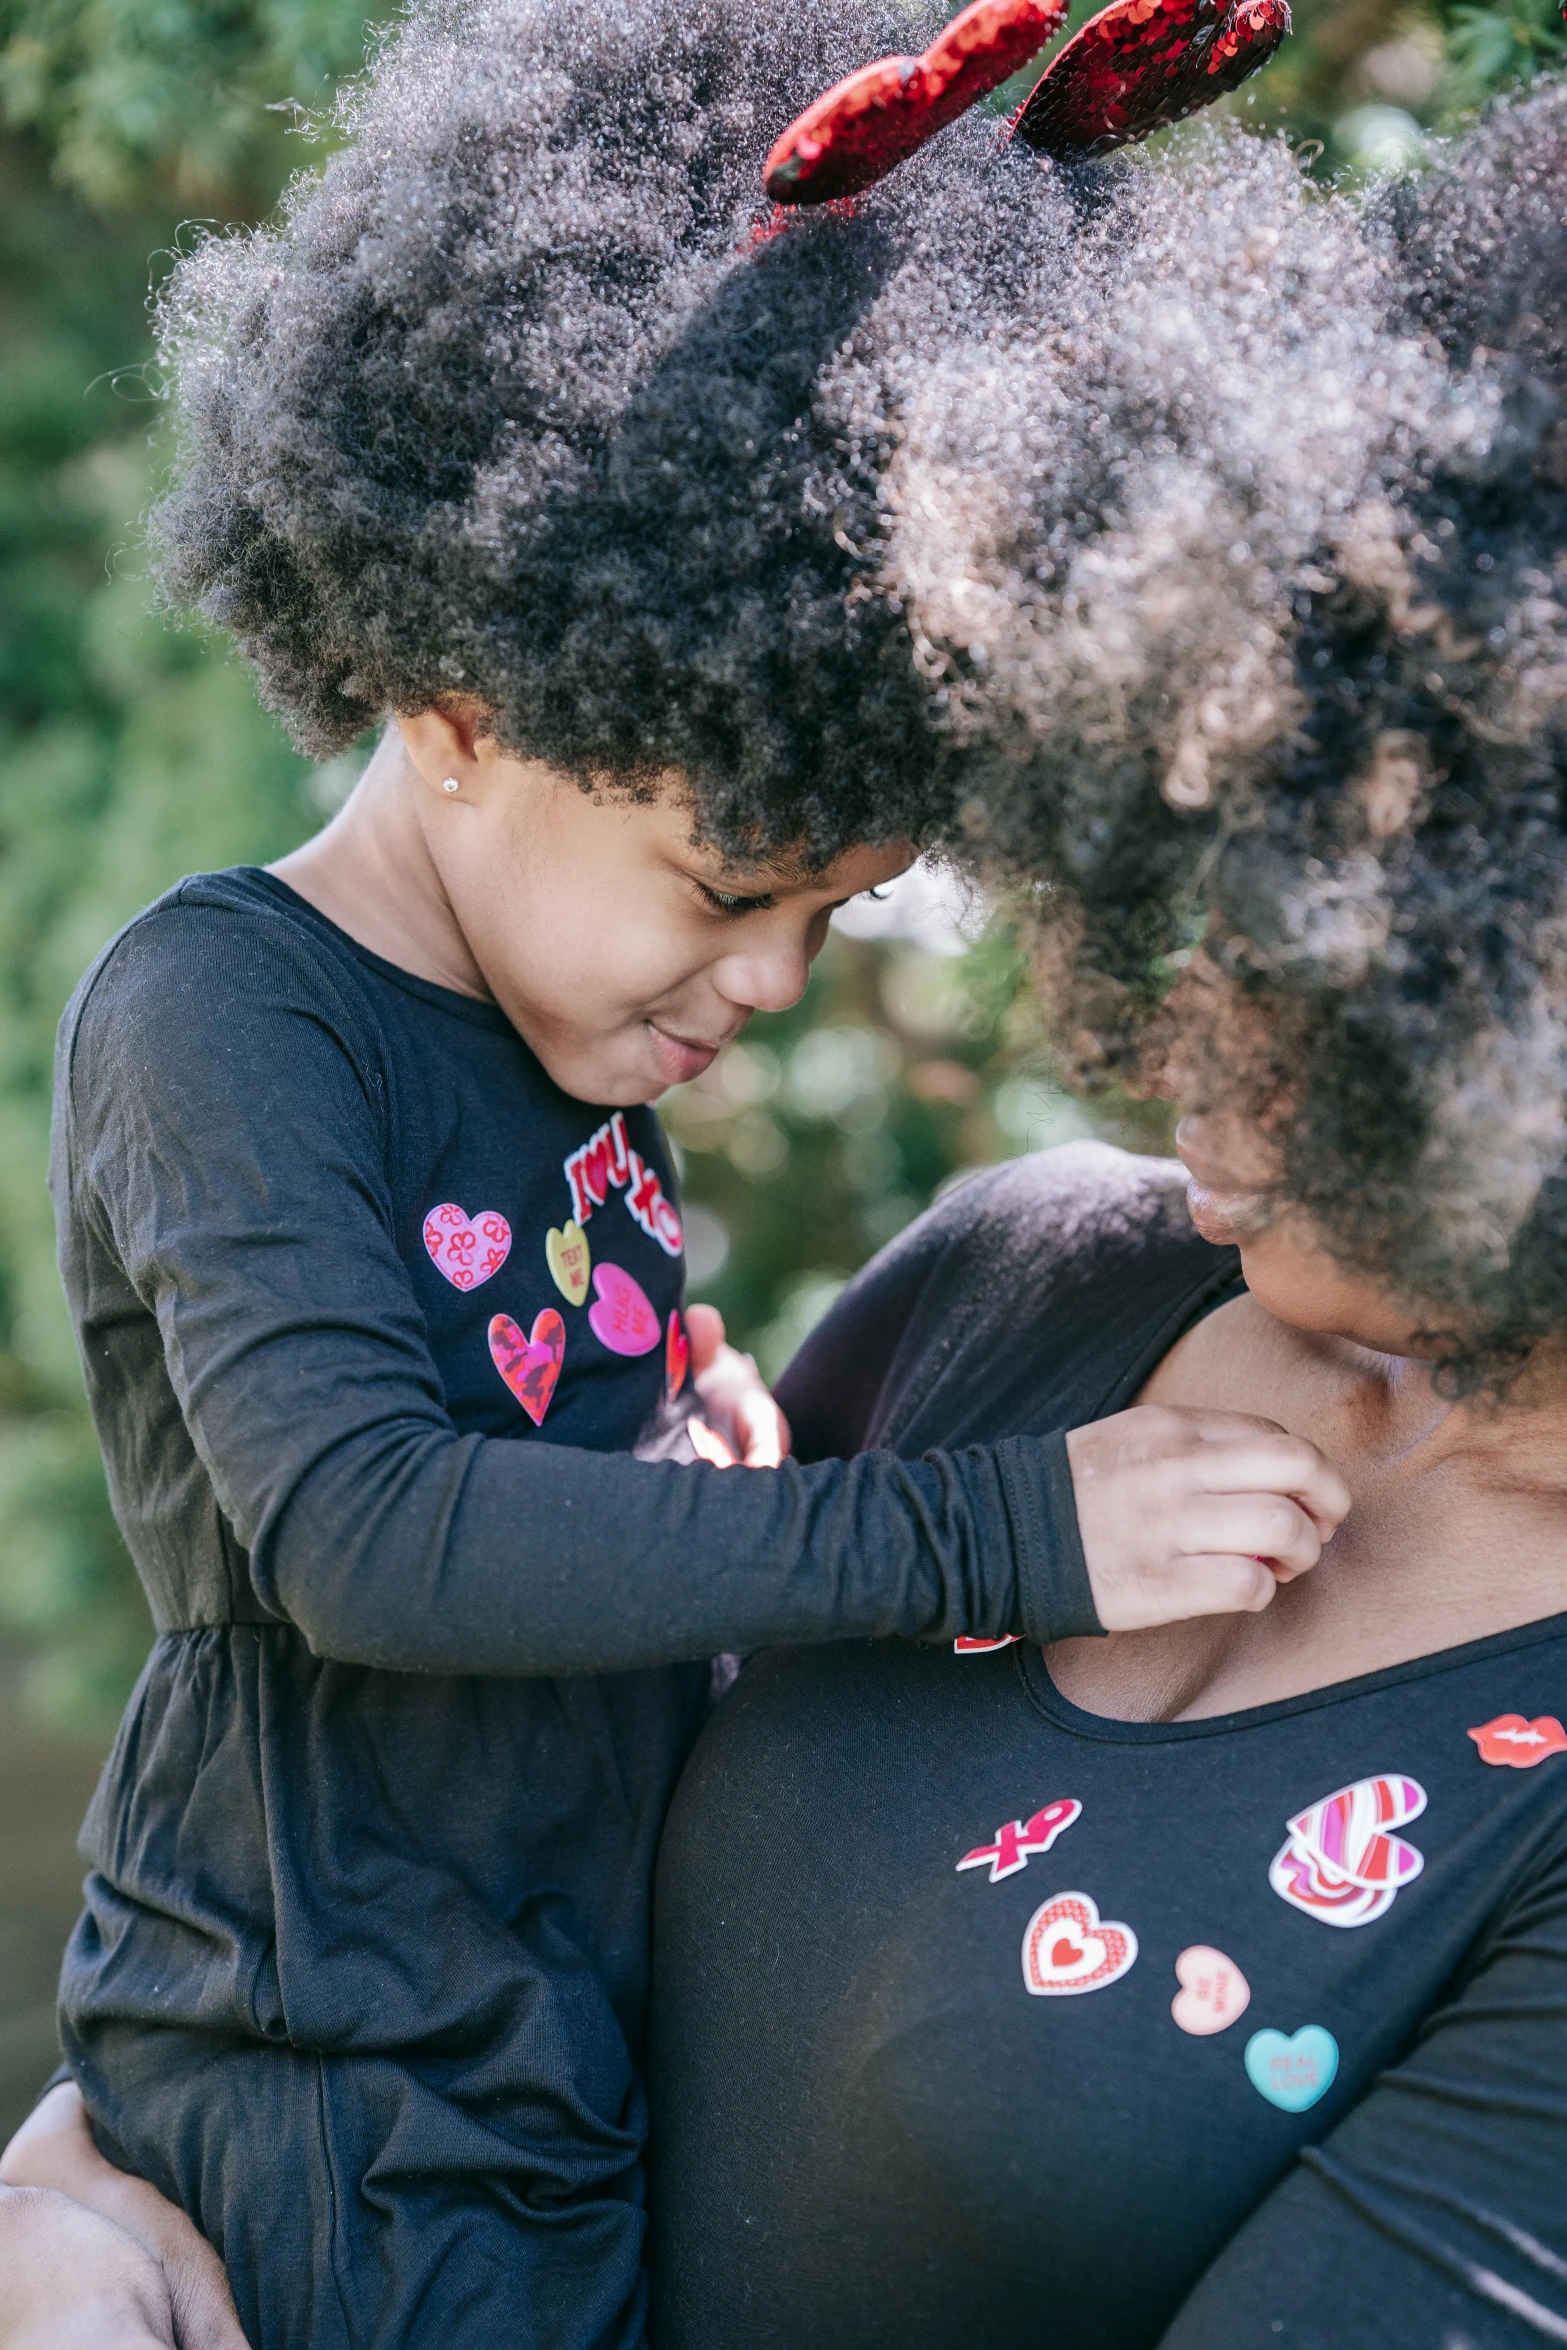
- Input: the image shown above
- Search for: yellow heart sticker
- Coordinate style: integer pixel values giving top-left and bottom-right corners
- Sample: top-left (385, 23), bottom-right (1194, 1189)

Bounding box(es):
top-left (545, 1220), bottom-right (591, 1307)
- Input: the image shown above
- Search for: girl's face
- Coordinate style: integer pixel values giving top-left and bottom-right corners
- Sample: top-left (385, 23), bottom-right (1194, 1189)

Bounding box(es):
top-left (398, 712), bottom-right (912, 1106)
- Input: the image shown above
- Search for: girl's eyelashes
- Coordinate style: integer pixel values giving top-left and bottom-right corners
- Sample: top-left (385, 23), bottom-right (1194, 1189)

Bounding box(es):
top-left (693, 879), bottom-right (777, 917)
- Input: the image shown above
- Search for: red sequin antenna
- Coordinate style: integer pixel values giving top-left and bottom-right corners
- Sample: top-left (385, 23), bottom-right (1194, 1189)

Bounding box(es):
top-left (763, 0), bottom-right (1291, 203)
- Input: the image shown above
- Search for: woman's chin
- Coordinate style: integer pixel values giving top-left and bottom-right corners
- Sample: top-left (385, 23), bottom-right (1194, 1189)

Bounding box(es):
top-left (1183, 1179), bottom-right (1276, 1247)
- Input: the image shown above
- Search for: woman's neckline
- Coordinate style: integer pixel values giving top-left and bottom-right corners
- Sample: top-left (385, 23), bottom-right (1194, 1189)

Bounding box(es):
top-left (1039, 1249), bottom-right (1567, 1739)
top-left (1018, 1602), bottom-right (1567, 1744)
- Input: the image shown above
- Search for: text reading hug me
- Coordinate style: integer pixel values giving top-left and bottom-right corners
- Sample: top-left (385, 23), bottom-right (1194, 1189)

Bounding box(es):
top-left (564, 1111), bottom-right (683, 1259)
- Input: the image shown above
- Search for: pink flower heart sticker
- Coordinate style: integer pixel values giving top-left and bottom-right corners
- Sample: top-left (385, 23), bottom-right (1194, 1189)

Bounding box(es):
top-left (666, 1310), bottom-right (691, 1401)
top-left (587, 1263), bottom-right (660, 1357)
top-left (488, 1310), bottom-right (566, 1425)
top-left (424, 1202), bottom-right (512, 1290)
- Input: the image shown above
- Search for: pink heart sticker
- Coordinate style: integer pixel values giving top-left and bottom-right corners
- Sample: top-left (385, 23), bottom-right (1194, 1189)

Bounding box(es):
top-left (424, 1202), bottom-right (512, 1290)
top-left (488, 1310), bottom-right (566, 1426)
top-left (666, 1310), bottom-right (691, 1401)
top-left (1171, 1945), bottom-right (1251, 2037)
top-left (1021, 1891), bottom-right (1138, 1997)
top-left (587, 1263), bottom-right (660, 1357)
top-left (1287, 1775), bottom-right (1426, 1890)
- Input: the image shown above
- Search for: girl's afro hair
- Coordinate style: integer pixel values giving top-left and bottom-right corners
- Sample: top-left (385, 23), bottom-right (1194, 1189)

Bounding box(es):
top-left (150, 0), bottom-right (1094, 865)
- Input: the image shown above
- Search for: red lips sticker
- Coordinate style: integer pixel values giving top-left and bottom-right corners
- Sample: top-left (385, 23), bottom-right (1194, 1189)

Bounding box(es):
top-left (1468, 1714), bottom-right (1567, 1769)
top-left (1021, 1891), bottom-right (1138, 1995)
top-left (488, 1310), bottom-right (566, 1426)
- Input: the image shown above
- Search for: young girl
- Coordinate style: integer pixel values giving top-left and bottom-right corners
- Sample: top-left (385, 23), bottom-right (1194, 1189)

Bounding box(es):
top-left (25, 0), bottom-right (1338, 2343)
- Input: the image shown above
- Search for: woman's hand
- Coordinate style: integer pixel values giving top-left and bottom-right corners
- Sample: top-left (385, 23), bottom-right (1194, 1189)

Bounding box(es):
top-left (686, 1303), bottom-right (791, 1468)
top-left (0, 2185), bottom-right (178, 2348)
top-left (0, 2087), bottom-right (250, 2350)
top-left (1067, 1405), bottom-right (1351, 1630)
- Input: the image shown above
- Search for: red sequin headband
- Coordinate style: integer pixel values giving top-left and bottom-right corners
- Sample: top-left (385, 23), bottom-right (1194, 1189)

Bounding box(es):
top-left (764, 0), bottom-right (1291, 204)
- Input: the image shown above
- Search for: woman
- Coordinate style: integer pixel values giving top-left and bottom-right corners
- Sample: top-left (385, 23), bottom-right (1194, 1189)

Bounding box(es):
top-left (9, 59), bottom-right (1567, 2350)
top-left (648, 80), bottom-right (1567, 2348)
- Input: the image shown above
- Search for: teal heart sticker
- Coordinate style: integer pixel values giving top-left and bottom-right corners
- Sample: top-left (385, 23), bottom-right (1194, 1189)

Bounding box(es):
top-left (1244, 2026), bottom-right (1339, 2113)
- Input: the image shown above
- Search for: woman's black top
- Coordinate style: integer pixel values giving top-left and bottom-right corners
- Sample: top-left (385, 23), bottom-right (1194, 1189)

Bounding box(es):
top-left (47, 870), bottom-right (1093, 2350)
top-left (649, 1144), bottom-right (1567, 2349)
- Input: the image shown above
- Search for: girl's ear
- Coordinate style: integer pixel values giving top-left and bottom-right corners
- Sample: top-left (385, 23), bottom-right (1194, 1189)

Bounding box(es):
top-left (395, 701), bottom-right (488, 794)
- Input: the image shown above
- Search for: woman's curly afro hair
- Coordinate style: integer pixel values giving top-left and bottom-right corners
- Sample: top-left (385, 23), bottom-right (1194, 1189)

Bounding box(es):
top-left (152, 0), bottom-right (1567, 1380)
top-left (876, 81), bottom-right (1567, 1383)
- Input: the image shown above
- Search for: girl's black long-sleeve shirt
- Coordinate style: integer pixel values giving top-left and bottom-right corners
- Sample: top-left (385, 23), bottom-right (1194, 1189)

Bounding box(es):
top-left (47, 869), bottom-right (1093, 2347)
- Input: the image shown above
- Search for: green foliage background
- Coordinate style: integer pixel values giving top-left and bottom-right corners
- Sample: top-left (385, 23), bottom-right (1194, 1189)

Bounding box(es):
top-left (0, 0), bottom-right (1554, 1720)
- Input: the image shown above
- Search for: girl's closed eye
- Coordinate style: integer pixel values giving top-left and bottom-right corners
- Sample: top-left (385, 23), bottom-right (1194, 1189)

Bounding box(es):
top-left (692, 879), bottom-right (777, 918)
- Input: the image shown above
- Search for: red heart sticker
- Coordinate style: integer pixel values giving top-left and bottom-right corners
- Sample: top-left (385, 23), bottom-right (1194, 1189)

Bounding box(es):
top-left (666, 1310), bottom-right (691, 1401)
top-left (1021, 1891), bottom-right (1138, 1996)
top-left (423, 1203), bottom-right (512, 1290)
top-left (764, 0), bottom-right (1067, 204)
top-left (1468, 1714), bottom-right (1567, 1769)
top-left (1011, 0), bottom-right (1290, 161)
top-left (488, 1310), bottom-right (566, 1426)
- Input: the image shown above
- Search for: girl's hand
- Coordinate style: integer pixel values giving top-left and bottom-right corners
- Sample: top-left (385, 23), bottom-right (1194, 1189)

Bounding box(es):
top-left (1066, 1405), bottom-right (1351, 1631)
top-left (0, 2087), bottom-right (250, 2350)
top-left (685, 1304), bottom-right (791, 1468)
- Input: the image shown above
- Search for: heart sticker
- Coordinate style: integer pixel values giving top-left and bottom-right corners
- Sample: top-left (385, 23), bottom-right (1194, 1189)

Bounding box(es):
top-left (423, 1203), bottom-right (512, 1290)
top-left (1289, 1775), bottom-right (1426, 1887)
top-left (1021, 1892), bottom-right (1138, 1997)
top-left (1468, 1714), bottom-right (1567, 1769)
top-left (1271, 1774), bottom-right (1426, 1930)
top-left (587, 1263), bottom-right (661, 1357)
top-left (1171, 1945), bottom-right (1250, 2037)
top-left (488, 1310), bottom-right (566, 1426)
top-left (666, 1311), bottom-right (690, 1401)
top-left (1244, 2026), bottom-right (1338, 2113)
top-left (545, 1220), bottom-right (591, 1308)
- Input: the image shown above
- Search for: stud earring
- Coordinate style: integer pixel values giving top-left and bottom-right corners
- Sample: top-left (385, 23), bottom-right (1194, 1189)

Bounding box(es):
top-left (441, 777), bottom-right (461, 796)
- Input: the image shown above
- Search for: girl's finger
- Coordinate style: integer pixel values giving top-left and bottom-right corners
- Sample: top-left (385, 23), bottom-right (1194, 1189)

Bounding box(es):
top-left (683, 1302), bottom-right (727, 1377)
top-left (1175, 1428), bottom-right (1351, 1536)
top-left (735, 1388), bottom-right (789, 1469)
top-left (1177, 1491), bottom-right (1323, 1577)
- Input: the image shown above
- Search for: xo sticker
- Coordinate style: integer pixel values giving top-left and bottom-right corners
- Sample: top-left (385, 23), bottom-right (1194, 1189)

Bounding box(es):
top-left (958, 1798), bottom-right (1081, 1885)
top-left (1021, 1892), bottom-right (1137, 1997)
